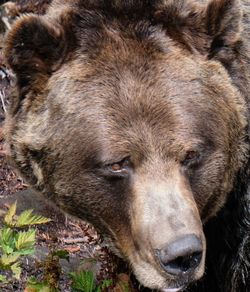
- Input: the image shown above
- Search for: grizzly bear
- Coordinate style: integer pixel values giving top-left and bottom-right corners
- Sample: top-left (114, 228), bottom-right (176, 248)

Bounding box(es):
top-left (3, 0), bottom-right (250, 291)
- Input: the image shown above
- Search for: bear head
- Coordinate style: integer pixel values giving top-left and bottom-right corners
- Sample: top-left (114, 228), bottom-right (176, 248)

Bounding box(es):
top-left (4, 0), bottom-right (250, 291)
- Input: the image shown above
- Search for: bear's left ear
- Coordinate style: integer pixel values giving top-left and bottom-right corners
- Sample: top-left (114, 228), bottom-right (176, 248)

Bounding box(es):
top-left (5, 14), bottom-right (70, 95)
top-left (204, 0), bottom-right (242, 59)
top-left (156, 0), bottom-right (242, 61)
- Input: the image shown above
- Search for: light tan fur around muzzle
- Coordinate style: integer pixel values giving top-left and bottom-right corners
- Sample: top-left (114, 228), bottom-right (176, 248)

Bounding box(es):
top-left (128, 161), bottom-right (205, 289)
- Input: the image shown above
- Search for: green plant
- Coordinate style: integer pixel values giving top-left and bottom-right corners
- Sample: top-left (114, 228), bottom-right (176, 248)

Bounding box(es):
top-left (96, 279), bottom-right (113, 292)
top-left (0, 201), bottom-right (51, 282)
top-left (70, 270), bottom-right (113, 292)
top-left (25, 276), bottom-right (55, 292)
top-left (70, 270), bottom-right (95, 292)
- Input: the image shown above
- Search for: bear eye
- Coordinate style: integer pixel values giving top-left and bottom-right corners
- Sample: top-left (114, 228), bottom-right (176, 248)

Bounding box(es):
top-left (181, 150), bottom-right (200, 167)
top-left (106, 157), bottom-right (132, 176)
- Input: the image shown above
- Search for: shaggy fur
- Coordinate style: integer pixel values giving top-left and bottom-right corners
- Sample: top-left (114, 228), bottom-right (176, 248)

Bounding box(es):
top-left (3, 0), bottom-right (250, 291)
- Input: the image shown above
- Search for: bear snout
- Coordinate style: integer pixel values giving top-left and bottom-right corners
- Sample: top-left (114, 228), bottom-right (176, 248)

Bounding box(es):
top-left (155, 234), bottom-right (203, 277)
top-left (127, 230), bottom-right (205, 291)
top-left (127, 166), bottom-right (206, 290)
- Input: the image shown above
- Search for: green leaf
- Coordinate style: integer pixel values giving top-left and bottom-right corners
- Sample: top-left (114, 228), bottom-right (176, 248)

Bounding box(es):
top-left (15, 209), bottom-right (51, 227)
top-left (10, 262), bottom-right (22, 279)
top-left (0, 274), bottom-right (7, 283)
top-left (15, 229), bottom-right (36, 251)
top-left (52, 250), bottom-right (69, 260)
top-left (70, 271), bottom-right (96, 292)
top-left (4, 201), bottom-right (17, 226)
top-left (99, 279), bottom-right (113, 290)
top-left (12, 249), bottom-right (35, 256)
top-left (0, 254), bottom-right (20, 266)
top-left (3, 245), bottom-right (14, 254)
top-left (26, 277), bottom-right (56, 292)
top-left (0, 227), bottom-right (13, 243)
top-left (0, 228), bottom-right (15, 254)
top-left (27, 276), bottom-right (40, 285)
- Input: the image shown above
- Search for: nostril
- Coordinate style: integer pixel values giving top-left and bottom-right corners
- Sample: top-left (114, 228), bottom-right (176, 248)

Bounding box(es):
top-left (156, 234), bottom-right (203, 276)
top-left (165, 251), bottom-right (202, 275)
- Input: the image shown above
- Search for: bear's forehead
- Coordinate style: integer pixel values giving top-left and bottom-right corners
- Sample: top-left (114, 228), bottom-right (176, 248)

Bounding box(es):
top-left (49, 49), bottom-right (231, 157)
top-left (50, 28), bottom-right (234, 131)
top-left (75, 17), bottom-right (180, 60)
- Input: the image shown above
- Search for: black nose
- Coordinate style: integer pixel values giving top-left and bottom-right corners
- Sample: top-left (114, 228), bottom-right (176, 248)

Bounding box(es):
top-left (156, 234), bottom-right (202, 276)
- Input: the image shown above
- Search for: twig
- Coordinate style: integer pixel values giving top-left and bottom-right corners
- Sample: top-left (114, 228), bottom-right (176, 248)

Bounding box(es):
top-left (0, 90), bottom-right (6, 112)
top-left (61, 237), bottom-right (88, 244)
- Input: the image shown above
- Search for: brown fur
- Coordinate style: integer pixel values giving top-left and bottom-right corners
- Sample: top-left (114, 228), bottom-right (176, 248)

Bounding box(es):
top-left (4, 0), bottom-right (250, 291)
top-left (3, 0), bottom-right (51, 16)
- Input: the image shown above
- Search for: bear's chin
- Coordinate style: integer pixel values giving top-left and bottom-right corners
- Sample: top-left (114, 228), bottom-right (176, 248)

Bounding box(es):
top-left (128, 252), bottom-right (204, 291)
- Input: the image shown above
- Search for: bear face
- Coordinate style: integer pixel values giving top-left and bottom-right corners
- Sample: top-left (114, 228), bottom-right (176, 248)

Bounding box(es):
top-left (4, 0), bottom-right (250, 291)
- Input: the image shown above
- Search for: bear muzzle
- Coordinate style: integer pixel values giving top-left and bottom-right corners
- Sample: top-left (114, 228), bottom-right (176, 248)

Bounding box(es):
top-left (127, 232), bottom-right (205, 291)
top-left (126, 169), bottom-right (206, 290)
top-left (155, 234), bottom-right (203, 277)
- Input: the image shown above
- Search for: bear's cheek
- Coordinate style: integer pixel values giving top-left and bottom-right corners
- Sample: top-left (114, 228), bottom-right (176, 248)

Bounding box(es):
top-left (187, 152), bottom-right (233, 221)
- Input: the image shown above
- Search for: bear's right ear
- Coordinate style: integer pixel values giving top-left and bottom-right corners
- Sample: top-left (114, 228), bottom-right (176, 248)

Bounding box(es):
top-left (5, 15), bottom-right (68, 95)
